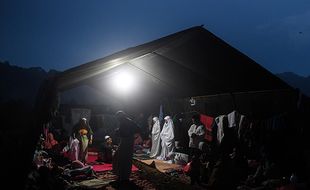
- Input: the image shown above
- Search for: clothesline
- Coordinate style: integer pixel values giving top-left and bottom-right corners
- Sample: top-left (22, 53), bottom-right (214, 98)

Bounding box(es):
top-left (188, 88), bottom-right (294, 100)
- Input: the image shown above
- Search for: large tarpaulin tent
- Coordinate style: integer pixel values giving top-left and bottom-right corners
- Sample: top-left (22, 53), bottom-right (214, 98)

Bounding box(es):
top-left (47, 26), bottom-right (294, 119)
top-left (54, 26), bottom-right (290, 97)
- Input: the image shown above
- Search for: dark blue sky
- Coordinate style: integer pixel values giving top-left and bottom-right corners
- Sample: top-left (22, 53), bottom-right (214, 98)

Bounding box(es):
top-left (1, 0), bottom-right (310, 76)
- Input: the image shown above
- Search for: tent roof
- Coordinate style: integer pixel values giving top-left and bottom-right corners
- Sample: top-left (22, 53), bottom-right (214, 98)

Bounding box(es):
top-left (55, 26), bottom-right (291, 98)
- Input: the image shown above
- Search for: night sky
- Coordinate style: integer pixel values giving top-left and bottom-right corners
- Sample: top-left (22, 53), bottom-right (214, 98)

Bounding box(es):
top-left (1, 0), bottom-right (310, 76)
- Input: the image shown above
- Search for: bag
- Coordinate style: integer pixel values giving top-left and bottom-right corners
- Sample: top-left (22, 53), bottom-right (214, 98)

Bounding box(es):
top-left (183, 161), bottom-right (192, 174)
top-left (174, 152), bottom-right (189, 165)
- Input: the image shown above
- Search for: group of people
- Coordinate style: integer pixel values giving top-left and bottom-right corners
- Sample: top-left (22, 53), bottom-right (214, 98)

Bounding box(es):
top-left (63, 111), bottom-right (138, 186)
top-left (42, 111), bottom-right (207, 186)
top-left (147, 114), bottom-right (207, 186)
top-left (149, 116), bottom-right (175, 161)
top-left (34, 106), bottom-right (308, 189)
top-left (149, 114), bottom-right (206, 163)
top-left (109, 112), bottom-right (206, 186)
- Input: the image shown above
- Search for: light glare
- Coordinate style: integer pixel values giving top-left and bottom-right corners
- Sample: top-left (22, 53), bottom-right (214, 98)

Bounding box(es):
top-left (112, 72), bottom-right (135, 93)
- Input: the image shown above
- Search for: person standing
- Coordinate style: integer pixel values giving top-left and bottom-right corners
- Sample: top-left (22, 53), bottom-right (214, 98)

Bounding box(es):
top-left (68, 136), bottom-right (80, 161)
top-left (157, 116), bottom-right (175, 161)
top-left (173, 113), bottom-right (186, 150)
top-left (149, 117), bottom-right (161, 158)
top-left (72, 118), bottom-right (93, 163)
top-left (188, 114), bottom-right (205, 160)
top-left (113, 111), bottom-right (139, 184)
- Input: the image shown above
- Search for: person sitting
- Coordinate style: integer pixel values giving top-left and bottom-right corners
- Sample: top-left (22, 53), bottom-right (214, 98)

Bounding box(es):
top-left (62, 160), bottom-right (96, 180)
top-left (99, 135), bottom-right (115, 163)
top-left (189, 150), bottom-right (202, 185)
top-left (133, 133), bottom-right (144, 153)
top-left (142, 136), bottom-right (151, 149)
top-left (44, 132), bottom-right (58, 150)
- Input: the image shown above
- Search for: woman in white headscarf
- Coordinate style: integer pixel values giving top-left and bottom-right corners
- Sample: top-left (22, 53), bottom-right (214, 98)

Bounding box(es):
top-left (157, 116), bottom-right (175, 160)
top-left (149, 117), bottom-right (161, 158)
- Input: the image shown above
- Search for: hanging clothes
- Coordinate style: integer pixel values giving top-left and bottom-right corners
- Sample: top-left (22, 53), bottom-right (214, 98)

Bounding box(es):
top-left (157, 116), bottom-right (175, 160)
top-left (227, 110), bottom-right (247, 132)
top-left (149, 117), bottom-right (161, 158)
top-left (214, 115), bottom-right (228, 144)
top-left (215, 110), bottom-right (246, 145)
top-left (227, 110), bottom-right (239, 128)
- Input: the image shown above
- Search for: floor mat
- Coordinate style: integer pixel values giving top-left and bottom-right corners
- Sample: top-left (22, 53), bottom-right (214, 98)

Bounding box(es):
top-left (92, 163), bottom-right (139, 172)
top-left (97, 171), bottom-right (157, 190)
top-left (88, 152), bottom-right (139, 172)
top-left (135, 159), bottom-right (183, 173)
top-left (77, 178), bottom-right (114, 189)
top-left (133, 153), bottom-right (151, 160)
top-left (87, 152), bottom-right (98, 164)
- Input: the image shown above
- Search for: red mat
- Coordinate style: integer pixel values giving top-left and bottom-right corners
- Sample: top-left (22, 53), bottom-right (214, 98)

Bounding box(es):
top-left (87, 153), bottom-right (98, 163)
top-left (92, 163), bottom-right (138, 172)
top-left (87, 152), bottom-right (138, 172)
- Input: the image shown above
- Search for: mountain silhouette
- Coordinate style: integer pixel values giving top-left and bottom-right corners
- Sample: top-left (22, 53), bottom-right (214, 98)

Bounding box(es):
top-left (1, 61), bottom-right (309, 104)
top-left (0, 61), bottom-right (59, 106)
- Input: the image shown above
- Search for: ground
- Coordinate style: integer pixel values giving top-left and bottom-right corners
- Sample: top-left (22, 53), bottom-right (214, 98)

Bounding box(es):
top-left (62, 159), bottom-right (205, 190)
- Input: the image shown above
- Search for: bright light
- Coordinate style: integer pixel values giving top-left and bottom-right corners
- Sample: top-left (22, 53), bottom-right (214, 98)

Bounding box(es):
top-left (112, 71), bottom-right (136, 93)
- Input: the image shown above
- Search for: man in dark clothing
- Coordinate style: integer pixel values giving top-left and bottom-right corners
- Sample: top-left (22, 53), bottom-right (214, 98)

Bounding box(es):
top-left (113, 111), bottom-right (139, 185)
top-left (173, 113), bottom-right (185, 150)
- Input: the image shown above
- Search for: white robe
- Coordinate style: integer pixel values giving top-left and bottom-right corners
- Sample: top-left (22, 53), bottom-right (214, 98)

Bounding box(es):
top-left (68, 137), bottom-right (79, 161)
top-left (188, 123), bottom-right (205, 149)
top-left (149, 117), bottom-right (161, 158)
top-left (158, 116), bottom-right (175, 160)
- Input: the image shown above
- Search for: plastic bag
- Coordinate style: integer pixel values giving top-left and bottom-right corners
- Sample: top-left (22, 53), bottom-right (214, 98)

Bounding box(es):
top-left (183, 161), bottom-right (192, 174)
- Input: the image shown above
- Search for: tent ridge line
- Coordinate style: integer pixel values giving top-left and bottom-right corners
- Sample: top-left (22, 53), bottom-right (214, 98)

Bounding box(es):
top-left (127, 60), bottom-right (180, 91)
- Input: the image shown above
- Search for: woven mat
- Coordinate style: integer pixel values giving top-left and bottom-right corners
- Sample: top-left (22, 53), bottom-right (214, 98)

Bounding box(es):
top-left (136, 159), bottom-right (183, 173)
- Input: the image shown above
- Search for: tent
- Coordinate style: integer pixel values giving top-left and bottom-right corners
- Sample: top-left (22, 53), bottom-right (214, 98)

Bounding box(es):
top-left (40, 25), bottom-right (295, 118)
top-left (54, 26), bottom-right (290, 97)
top-left (19, 26), bottom-right (303, 187)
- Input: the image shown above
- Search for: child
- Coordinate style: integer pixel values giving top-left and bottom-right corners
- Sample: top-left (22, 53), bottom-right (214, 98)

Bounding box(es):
top-left (100, 136), bottom-right (115, 163)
